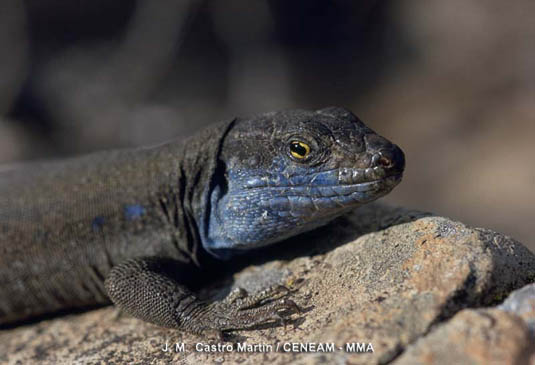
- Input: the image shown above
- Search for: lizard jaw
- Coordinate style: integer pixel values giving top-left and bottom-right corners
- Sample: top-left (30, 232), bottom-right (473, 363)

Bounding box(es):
top-left (202, 172), bottom-right (402, 257)
top-left (256, 173), bottom-right (403, 218)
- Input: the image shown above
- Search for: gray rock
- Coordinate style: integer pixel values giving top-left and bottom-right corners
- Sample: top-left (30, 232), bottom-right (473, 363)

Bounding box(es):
top-left (498, 283), bottom-right (535, 336)
top-left (394, 308), bottom-right (534, 365)
top-left (396, 250), bottom-right (535, 365)
top-left (0, 203), bottom-right (534, 364)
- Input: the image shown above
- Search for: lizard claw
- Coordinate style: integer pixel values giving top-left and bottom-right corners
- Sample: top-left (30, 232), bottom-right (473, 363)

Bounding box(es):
top-left (224, 287), bottom-right (249, 305)
top-left (196, 286), bottom-right (302, 335)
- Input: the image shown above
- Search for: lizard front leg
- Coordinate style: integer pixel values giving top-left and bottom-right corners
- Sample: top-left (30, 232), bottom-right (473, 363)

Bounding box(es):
top-left (104, 257), bottom-right (299, 337)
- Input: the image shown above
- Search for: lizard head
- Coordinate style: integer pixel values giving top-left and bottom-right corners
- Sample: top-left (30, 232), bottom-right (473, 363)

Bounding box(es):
top-left (202, 107), bottom-right (405, 259)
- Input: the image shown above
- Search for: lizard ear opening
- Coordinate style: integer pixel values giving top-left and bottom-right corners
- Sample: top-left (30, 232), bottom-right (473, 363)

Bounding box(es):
top-left (207, 119), bottom-right (234, 208)
top-left (204, 157), bottom-right (228, 234)
top-left (210, 159), bottom-right (228, 200)
top-left (200, 158), bottom-right (229, 259)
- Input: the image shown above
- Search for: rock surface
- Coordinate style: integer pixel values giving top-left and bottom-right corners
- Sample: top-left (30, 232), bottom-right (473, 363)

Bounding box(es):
top-left (394, 308), bottom-right (534, 365)
top-left (498, 283), bottom-right (535, 335)
top-left (1, 203), bottom-right (534, 364)
top-left (395, 283), bottom-right (535, 365)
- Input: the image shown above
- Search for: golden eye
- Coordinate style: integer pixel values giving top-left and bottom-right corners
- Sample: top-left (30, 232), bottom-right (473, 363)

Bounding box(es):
top-left (289, 141), bottom-right (311, 160)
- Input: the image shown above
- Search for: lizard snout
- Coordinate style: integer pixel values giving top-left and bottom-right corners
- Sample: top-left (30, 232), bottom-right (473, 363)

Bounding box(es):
top-left (365, 134), bottom-right (405, 176)
top-left (371, 146), bottom-right (405, 176)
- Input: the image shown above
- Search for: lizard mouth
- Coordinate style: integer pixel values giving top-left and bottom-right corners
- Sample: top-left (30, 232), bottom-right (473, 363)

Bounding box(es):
top-left (244, 167), bottom-right (401, 191)
top-left (248, 169), bottom-right (403, 213)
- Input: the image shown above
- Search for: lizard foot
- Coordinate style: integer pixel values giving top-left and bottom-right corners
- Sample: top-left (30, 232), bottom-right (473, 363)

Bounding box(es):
top-left (223, 285), bottom-right (292, 309)
top-left (189, 287), bottom-right (301, 337)
top-left (106, 257), bottom-right (302, 338)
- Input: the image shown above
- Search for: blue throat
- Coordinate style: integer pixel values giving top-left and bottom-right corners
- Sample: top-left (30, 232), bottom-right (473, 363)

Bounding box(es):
top-left (200, 164), bottom-right (399, 260)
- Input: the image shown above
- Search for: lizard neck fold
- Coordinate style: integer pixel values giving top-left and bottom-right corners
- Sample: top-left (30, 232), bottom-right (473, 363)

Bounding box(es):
top-left (174, 119), bottom-right (236, 264)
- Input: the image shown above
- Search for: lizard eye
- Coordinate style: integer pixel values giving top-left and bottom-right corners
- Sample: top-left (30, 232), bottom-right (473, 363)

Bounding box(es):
top-left (289, 141), bottom-right (311, 160)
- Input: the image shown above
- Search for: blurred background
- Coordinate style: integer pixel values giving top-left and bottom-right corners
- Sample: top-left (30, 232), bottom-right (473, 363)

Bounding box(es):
top-left (1, 0), bottom-right (533, 251)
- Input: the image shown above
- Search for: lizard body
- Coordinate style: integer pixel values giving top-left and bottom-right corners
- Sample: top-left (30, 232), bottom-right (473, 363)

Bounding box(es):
top-left (0, 107), bottom-right (404, 335)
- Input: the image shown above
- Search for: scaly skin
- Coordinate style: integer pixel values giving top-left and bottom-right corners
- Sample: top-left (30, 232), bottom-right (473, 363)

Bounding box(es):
top-left (0, 107), bottom-right (404, 336)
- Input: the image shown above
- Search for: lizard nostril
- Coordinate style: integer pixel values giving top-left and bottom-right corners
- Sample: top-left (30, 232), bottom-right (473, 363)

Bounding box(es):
top-left (372, 153), bottom-right (393, 168)
top-left (378, 156), bottom-right (393, 168)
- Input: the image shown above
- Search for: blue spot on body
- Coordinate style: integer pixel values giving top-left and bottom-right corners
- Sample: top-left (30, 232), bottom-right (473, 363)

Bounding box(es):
top-left (124, 204), bottom-right (146, 220)
top-left (91, 216), bottom-right (105, 231)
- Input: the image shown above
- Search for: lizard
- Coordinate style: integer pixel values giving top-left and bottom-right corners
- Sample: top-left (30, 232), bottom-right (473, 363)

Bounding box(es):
top-left (0, 107), bottom-right (405, 336)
